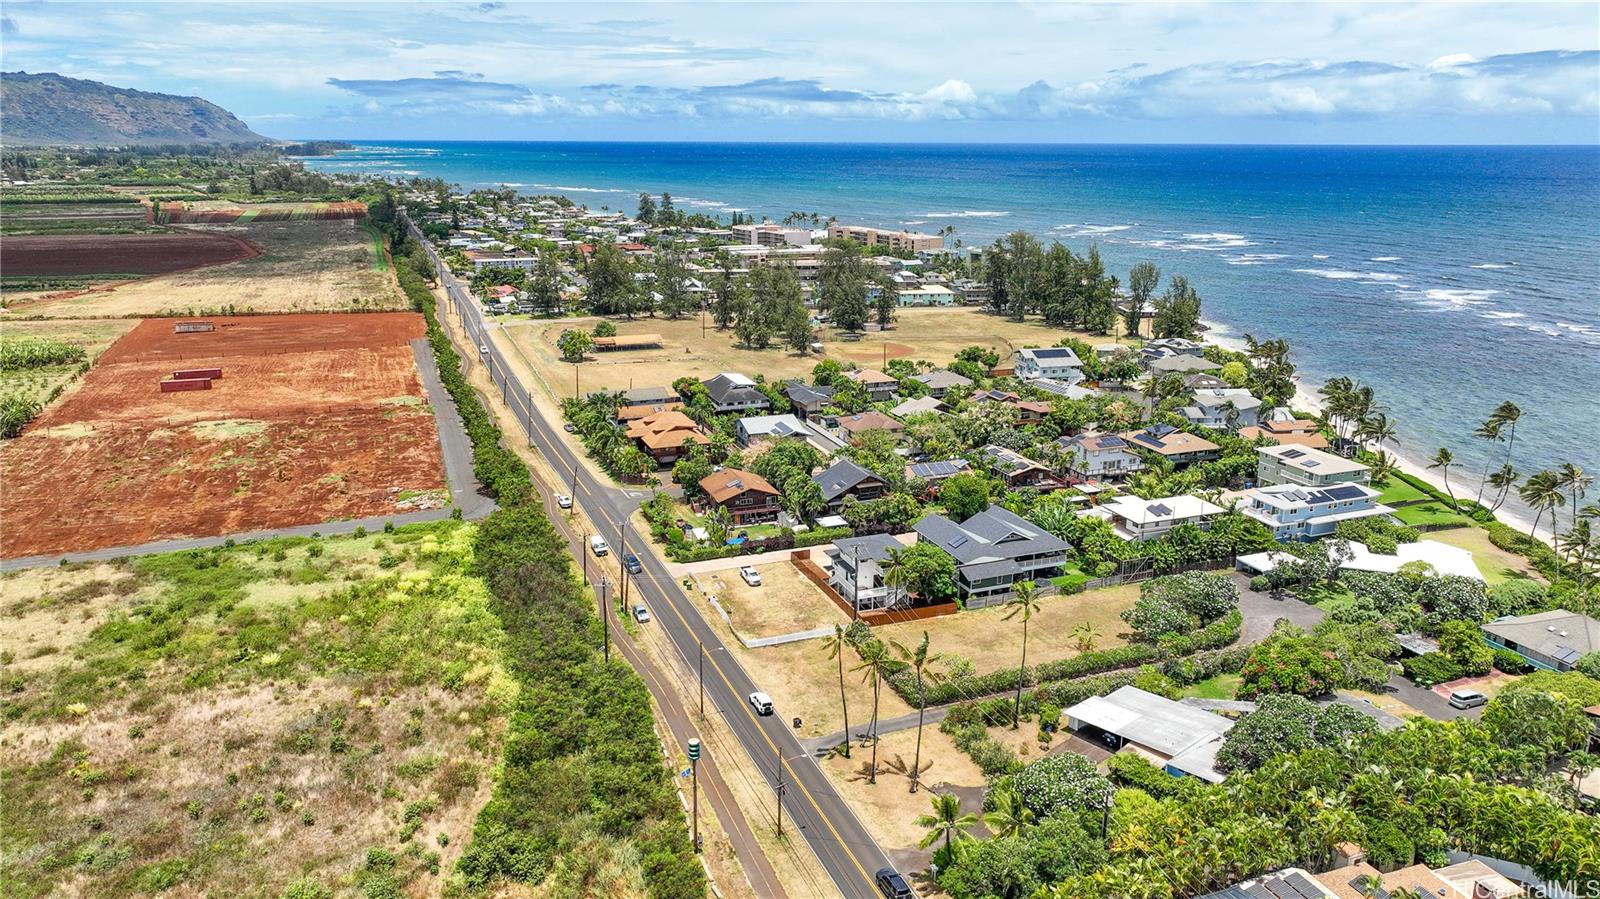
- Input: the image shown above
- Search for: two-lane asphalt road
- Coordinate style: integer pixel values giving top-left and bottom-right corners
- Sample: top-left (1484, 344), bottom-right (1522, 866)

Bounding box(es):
top-left (411, 220), bottom-right (892, 898)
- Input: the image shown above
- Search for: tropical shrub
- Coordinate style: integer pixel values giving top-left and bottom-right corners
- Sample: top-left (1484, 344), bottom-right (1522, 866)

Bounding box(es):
top-left (1236, 626), bottom-right (1346, 699)
top-left (1011, 753), bottom-right (1110, 818)
top-left (1400, 652), bottom-right (1463, 686)
top-left (1437, 619), bottom-right (1494, 677)
top-left (1215, 693), bottom-right (1376, 773)
top-left (1492, 649), bottom-right (1531, 674)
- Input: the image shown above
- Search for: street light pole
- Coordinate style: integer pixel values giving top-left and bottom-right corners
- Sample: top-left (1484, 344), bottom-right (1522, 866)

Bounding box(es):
top-left (687, 738), bottom-right (702, 853)
top-left (774, 742), bottom-right (786, 838)
top-left (698, 642), bottom-right (705, 718)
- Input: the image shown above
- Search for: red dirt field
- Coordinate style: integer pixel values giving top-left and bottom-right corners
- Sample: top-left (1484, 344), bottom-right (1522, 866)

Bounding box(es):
top-left (0, 312), bottom-right (445, 559)
top-left (0, 230), bottom-right (259, 276)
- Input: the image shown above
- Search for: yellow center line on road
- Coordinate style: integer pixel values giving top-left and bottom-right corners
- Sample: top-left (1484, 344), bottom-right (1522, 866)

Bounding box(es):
top-left (571, 482), bottom-right (880, 895)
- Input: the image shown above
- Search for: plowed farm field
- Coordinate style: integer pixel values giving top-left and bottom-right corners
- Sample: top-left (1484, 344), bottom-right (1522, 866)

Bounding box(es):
top-left (0, 313), bottom-right (446, 559)
top-left (0, 230), bottom-right (258, 275)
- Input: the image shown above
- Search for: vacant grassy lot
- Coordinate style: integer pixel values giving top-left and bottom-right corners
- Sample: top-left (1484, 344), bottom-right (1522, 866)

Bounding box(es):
top-left (503, 307), bottom-right (1119, 399)
top-left (700, 562), bottom-right (851, 641)
top-left (0, 319), bottom-right (136, 410)
top-left (1391, 503), bottom-right (1474, 529)
top-left (3, 220), bottom-right (404, 318)
top-left (822, 725), bottom-right (987, 856)
top-left (873, 583), bottom-right (1140, 677)
top-left (1426, 525), bottom-right (1544, 585)
top-left (0, 522), bottom-right (512, 899)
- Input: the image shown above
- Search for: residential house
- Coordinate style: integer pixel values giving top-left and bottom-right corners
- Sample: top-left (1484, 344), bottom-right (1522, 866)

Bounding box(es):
top-left (1031, 378), bottom-right (1096, 400)
top-left (1257, 444), bottom-right (1370, 487)
top-left (463, 248), bottom-right (537, 271)
top-left (905, 458), bottom-right (971, 484)
top-left (813, 458), bottom-right (889, 511)
top-left (737, 413), bottom-right (843, 455)
top-left (698, 468), bottom-right (781, 526)
top-left (617, 400), bottom-right (683, 422)
top-left (1482, 609), bottom-right (1600, 672)
top-left (1238, 537), bottom-right (1485, 582)
top-left (1122, 424), bottom-right (1223, 465)
top-left (1181, 388), bottom-right (1263, 430)
top-left (1063, 686), bottom-right (1235, 783)
top-left (1148, 355), bottom-right (1221, 377)
top-left (827, 223), bottom-right (943, 253)
top-left (973, 389), bottom-right (1051, 424)
top-left (981, 444), bottom-right (1062, 490)
top-left (703, 372), bottom-right (771, 414)
top-left (844, 368), bottom-right (899, 402)
top-left (896, 285), bottom-right (959, 306)
top-left (1238, 408), bottom-right (1331, 450)
top-left (1059, 433), bottom-right (1145, 481)
top-left (1013, 347), bottom-right (1085, 384)
top-left (1083, 494), bottom-right (1226, 542)
top-left (625, 409), bottom-right (708, 465)
top-left (949, 278), bottom-right (992, 306)
top-left (913, 506), bottom-right (1070, 606)
top-left (1139, 337), bottom-right (1206, 367)
top-left (836, 411), bottom-right (905, 442)
top-left (1196, 870), bottom-right (1338, 899)
top-left (1314, 862), bottom-right (1472, 899)
top-left (911, 368), bottom-right (973, 398)
top-left (1240, 483), bottom-right (1391, 540)
top-left (785, 382), bottom-right (835, 419)
top-left (1183, 373), bottom-right (1230, 391)
top-left (621, 385), bottom-right (677, 405)
top-left (890, 396), bottom-right (946, 418)
top-left (827, 533), bottom-right (910, 612)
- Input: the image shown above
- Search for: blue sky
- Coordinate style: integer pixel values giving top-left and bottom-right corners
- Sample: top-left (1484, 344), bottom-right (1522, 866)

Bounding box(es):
top-left (4, 1), bottom-right (1597, 143)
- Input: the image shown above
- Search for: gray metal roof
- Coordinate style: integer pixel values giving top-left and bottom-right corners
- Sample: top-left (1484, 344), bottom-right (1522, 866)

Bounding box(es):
top-left (1064, 685), bottom-right (1233, 759)
top-left (831, 533), bottom-right (905, 564)
top-left (913, 506), bottom-right (1069, 564)
top-left (1483, 609), bottom-right (1600, 661)
top-left (813, 458), bottom-right (880, 502)
top-left (785, 382), bottom-right (835, 405)
top-left (912, 369), bottom-right (973, 389)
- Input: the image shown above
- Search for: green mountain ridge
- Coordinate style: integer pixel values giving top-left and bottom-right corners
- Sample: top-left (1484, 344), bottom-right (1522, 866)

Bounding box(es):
top-left (1, 71), bottom-right (267, 146)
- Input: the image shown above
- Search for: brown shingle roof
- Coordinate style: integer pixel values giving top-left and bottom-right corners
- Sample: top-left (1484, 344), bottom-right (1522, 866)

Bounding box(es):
top-left (699, 468), bottom-right (778, 504)
top-left (838, 411), bottom-right (904, 434)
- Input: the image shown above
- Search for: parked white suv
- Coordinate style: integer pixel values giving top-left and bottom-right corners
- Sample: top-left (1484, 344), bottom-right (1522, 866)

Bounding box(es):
top-left (739, 566), bottom-right (762, 587)
top-left (589, 535), bottom-right (610, 556)
top-left (748, 691), bottom-right (774, 716)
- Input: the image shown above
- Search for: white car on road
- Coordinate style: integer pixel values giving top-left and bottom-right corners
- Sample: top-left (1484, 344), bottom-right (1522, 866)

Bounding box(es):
top-left (556, 494), bottom-right (572, 509)
top-left (748, 691), bottom-right (774, 716)
top-left (739, 566), bottom-right (762, 587)
top-left (632, 605), bottom-right (651, 624)
top-left (589, 535), bottom-right (610, 556)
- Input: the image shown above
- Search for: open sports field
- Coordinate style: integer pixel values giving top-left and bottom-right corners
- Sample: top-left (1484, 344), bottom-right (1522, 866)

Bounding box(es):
top-left (0, 230), bottom-right (259, 277)
top-left (501, 306), bottom-right (1117, 399)
top-left (2, 219), bottom-right (404, 318)
top-left (0, 312), bottom-right (445, 559)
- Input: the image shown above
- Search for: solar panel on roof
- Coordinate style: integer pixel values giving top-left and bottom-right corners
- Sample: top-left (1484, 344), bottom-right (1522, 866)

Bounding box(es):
top-left (1101, 436), bottom-right (1128, 448)
top-left (1149, 503), bottom-right (1172, 517)
top-left (948, 535), bottom-right (968, 548)
top-left (1280, 448), bottom-right (1306, 459)
top-left (1325, 485), bottom-right (1366, 500)
top-left (1302, 460), bottom-right (1320, 468)
top-left (1282, 872), bottom-right (1326, 899)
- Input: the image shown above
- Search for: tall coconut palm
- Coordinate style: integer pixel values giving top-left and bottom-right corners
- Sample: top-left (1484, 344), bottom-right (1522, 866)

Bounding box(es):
top-left (1487, 465), bottom-right (1520, 513)
top-left (892, 632), bottom-right (945, 794)
top-left (1520, 469), bottom-right (1566, 542)
top-left (882, 546), bottom-right (912, 610)
top-left (1002, 580), bottom-right (1043, 729)
top-left (914, 792), bottom-right (978, 857)
top-left (1556, 463), bottom-right (1593, 535)
top-left (820, 625), bottom-right (851, 758)
top-left (1471, 418), bottom-right (1504, 505)
top-left (852, 640), bottom-right (897, 784)
top-left (982, 782), bottom-right (1035, 840)
top-left (1356, 412), bottom-right (1398, 453)
top-left (1427, 447), bottom-right (1459, 511)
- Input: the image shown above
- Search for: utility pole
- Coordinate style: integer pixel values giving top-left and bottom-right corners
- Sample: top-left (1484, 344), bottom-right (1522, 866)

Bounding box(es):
top-left (687, 738), bottom-right (702, 852)
top-left (619, 521), bottom-right (630, 608)
top-left (598, 577), bottom-right (612, 662)
top-left (698, 642), bottom-right (705, 718)
top-left (582, 531), bottom-right (590, 586)
top-left (774, 743), bottom-right (786, 838)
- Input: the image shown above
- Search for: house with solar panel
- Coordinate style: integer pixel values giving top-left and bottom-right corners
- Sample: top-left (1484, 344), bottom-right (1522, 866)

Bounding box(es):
top-left (1191, 868), bottom-right (1338, 899)
top-left (1257, 444), bottom-right (1371, 488)
top-left (981, 444), bottom-right (1064, 490)
top-left (1082, 494), bottom-right (1226, 542)
top-left (1181, 387), bottom-right (1263, 430)
top-left (1240, 483), bottom-right (1392, 540)
top-left (912, 506), bottom-right (1071, 606)
top-left (905, 458), bottom-right (971, 485)
top-left (1482, 609), bottom-right (1600, 672)
top-left (1058, 433), bottom-right (1145, 481)
top-left (1120, 424), bottom-right (1222, 466)
top-left (1012, 347), bottom-right (1085, 384)
top-left (812, 458), bottom-right (888, 512)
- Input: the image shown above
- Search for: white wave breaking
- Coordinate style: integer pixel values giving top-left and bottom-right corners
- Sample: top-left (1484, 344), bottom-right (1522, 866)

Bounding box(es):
top-left (922, 210), bottom-right (1009, 218)
top-left (1293, 268), bottom-right (1404, 282)
top-left (1471, 263), bottom-right (1512, 269)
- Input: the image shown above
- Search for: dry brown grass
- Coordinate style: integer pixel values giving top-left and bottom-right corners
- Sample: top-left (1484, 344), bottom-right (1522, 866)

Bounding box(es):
top-left (4, 220), bottom-right (403, 318)
top-left (821, 726), bottom-right (987, 854)
top-left (701, 562), bottom-right (852, 641)
top-left (873, 583), bottom-right (1141, 676)
top-left (501, 307), bottom-right (1120, 399)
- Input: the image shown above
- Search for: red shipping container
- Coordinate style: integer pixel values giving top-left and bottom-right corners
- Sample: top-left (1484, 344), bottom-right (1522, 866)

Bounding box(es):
top-left (160, 378), bottom-right (213, 393)
top-left (172, 368), bottom-right (223, 380)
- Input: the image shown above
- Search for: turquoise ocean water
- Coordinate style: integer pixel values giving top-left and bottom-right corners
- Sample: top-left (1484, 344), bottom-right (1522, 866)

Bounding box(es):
top-left (304, 142), bottom-right (1600, 519)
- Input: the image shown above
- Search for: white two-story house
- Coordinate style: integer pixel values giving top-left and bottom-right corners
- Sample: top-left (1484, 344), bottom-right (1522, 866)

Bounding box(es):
top-left (1240, 483), bottom-right (1392, 540)
top-left (1059, 433), bottom-right (1145, 481)
top-left (1256, 445), bottom-right (1370, 488)
top-left (1083, 494), bottom-right (1226, 542)
top-left (1013, 347), bottom-right (1085, 385)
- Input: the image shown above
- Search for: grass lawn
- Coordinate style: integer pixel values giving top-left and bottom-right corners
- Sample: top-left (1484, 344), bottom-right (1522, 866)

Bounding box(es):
top-left (873, 583), bottom-right (1140, 677)
top-left (698, 561), bottom-right (850, 641)
top-left (1375, 478), bottom-right (1432, 505)
top-left (1179, 673), bottom-right (1243, 701)
top-left (1425, 525), bottom-right (1544, 585)
top-left (1391, 502), bottom-right (1475, 529)
top-left (504, 306), bottom-right (1121, 399)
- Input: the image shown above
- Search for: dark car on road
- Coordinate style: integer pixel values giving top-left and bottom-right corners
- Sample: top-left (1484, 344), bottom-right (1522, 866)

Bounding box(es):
top-left (623, 553), bottom-right (643, 575)
top-left (876, 868), bottom-right (914, 899)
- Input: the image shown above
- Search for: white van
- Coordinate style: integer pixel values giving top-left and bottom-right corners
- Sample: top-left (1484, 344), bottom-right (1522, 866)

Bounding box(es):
top-left (589, 535), bottom-right (610, 557)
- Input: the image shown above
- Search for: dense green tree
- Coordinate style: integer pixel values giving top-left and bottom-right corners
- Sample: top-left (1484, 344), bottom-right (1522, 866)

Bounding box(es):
top-left (1216, 693), bottom-right (1377, 773)
top-left (817, 245), bottom-right (871, 333)
top-left (1125, 261), bottom-right (1160, 338)
top-left (653, 244), bottom-right (693, 318)
top-left (557, 329), bottom-right (593, 362)
top-left (1151, 275), bottom-right (1202, 338)
top-left (586, 242), bottom-right (639, 316)
top-left (940, 473), bottom-right (991, 521)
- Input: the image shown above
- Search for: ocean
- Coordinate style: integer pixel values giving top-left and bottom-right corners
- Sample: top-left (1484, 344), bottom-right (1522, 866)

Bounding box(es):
top-left (302, 141), bottom-right (1600, 529)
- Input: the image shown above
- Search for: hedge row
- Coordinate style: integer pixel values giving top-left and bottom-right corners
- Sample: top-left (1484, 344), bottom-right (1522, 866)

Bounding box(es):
top-left (862, 609), bottom-right (1242, 708)
top-left (400, 251), bottom-right (701, 896)
top-left (659, 524), bottom-right (853, 563)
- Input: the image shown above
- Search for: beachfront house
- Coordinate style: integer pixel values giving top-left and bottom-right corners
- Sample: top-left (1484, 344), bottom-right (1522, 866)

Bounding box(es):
top-left (1148, 355), bottom-right (1220, 377)
top-left (1238, 408), bottom-right (1331, 450)
top-left (1482, 609), bottom-right (1600, 672)
top-left (1059, 433), bottom-right (1145, 481)
top-left (698, 468), bottom-right (781, 526)
top-left (1181, 388), bottom-right (1263, 430)
top-left (703, 372), bottom-right (771, 414)
top-left (813, 458), bottom-right (888, 511)
top-left (827, 533), bottom-right (910, 612)
top-left (1121, 424), bottom-right (1222, 466)
top-left (1013, 347), bottom-right (1085, 384)
top-left (1082, 494), bottom-right (1226, 542)
top-left (1139, 337), bottom-right (1206, 368)
top-left (913, 506), bottom-right (1071, 607)
top-left (1257, 444), bottom-right (1370, 488)
top-left (1240, 483), bottom-right (1391, 540)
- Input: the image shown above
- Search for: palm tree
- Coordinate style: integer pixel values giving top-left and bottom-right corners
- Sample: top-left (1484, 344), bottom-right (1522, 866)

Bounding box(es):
top-left (1427, 447), bottom-right (1459, 511)
top-left (1520, 469), bottom-right (1566, 542)
top-left (852, 640), bottom-right (897, 784)
top-left (1471, 417), bottom-right (1505, 506)
top-left (820, 625), bottom-right (851, 758)
top-left (882, 546), bottom-right (912, 610)
top-left (1002, 580), bottom-right (1043, 729)
top-left (1556, 463), bottom-right (1593, 535)
top-left (1368, 450), bottom-right (1399, 485)
top-left (1356, 412), bottom-right (1398, 453)
top-left (914, 792), bottom-right (978, 857)
top-left (1486, 464), bottom-right (1520, 513)
top-left (1557, 521), bottom-right (1594, 593)
top-left (1070, 622), bottom-right (1100, 653)
top-left (892, 632), bottom-right (944, 794)
top-left (982, 783), bottom-right (1035, 840)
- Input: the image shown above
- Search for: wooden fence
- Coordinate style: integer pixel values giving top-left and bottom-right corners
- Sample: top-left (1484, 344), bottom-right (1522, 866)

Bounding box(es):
top-left (791, 551), bottom-right (960, 627)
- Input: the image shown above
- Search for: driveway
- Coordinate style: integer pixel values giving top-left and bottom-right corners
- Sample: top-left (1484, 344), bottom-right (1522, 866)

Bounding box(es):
top-left (1231, 571), bottom-right (1326, 643)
